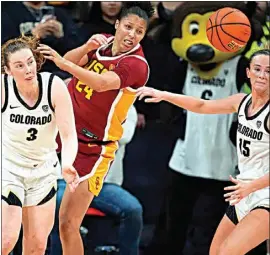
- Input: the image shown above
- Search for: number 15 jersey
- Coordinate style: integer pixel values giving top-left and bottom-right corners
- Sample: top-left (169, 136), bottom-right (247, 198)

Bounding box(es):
top-left (2, 72), bottom-right (58, 168)
top-left (237, 94), bottom-right (269, 181)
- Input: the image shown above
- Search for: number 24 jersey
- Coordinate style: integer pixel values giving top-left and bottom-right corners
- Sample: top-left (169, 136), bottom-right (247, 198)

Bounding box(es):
top-left (67, 36), bottom-right (149, 143)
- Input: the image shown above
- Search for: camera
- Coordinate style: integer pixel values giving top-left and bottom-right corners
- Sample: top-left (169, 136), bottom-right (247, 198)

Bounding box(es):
top-left (40, 6), bottom-right (55, 23)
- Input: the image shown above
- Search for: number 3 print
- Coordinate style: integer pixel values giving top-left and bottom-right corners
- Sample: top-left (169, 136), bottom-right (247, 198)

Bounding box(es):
top-left (27, 128), bottom-right (38, 141)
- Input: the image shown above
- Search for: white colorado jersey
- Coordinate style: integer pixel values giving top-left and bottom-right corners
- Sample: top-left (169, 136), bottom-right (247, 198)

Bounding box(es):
top-left (236, 94), bottom-right (269, 181)
top-left (169, 56), bottom-right (241, 180)
top-left (2, 72), bottom-right (58, 168)
top-left (234, 94), bottom-right (269, 215)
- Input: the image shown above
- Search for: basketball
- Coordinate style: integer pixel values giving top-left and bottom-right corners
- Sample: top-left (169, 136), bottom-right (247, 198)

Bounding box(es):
top-left (206, 7), bottom-right (251, 53)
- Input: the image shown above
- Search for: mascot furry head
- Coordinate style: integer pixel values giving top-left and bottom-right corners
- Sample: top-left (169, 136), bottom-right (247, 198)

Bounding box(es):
top-left (155, 1), bottom-right (261, 79)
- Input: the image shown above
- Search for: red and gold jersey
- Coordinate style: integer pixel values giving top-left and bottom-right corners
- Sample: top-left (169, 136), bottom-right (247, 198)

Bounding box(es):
top-left (68, 36), bottom-right (149, 143)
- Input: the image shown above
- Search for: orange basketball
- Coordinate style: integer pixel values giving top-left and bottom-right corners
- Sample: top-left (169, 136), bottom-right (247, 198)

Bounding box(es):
top-left (206, 7), bottom-right (251, 53)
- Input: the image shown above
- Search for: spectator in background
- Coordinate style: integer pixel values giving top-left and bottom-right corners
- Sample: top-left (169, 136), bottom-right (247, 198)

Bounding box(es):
top-left (1, 1), bottom-right (83, 81)
top-left (91, 105), bottom-right (143, 255)
top-left (254, 1), bottom-right (269, 24)
top-left (147, 2), bottom-right (183, 40)
top-left (79, 1), bottom-right (123, 42)
top-left (47, 2), bottom-right (94, 27)
top-left (245, 1), bottom-right (269, 60)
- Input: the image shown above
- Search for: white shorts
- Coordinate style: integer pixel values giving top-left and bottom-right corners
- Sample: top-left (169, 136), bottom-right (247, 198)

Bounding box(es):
top-left (2, 156), bottom-right (60, 207)
top-left (234, 187), bottom-right (269, 221)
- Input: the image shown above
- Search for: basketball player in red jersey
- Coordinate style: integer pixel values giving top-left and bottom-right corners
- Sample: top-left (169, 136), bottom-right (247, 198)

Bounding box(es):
top-left (38, 2), bottom-right (154, 254)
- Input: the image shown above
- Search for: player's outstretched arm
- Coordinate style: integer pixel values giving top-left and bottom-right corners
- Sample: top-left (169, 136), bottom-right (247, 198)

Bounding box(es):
top-left (137, 87), bottom-right (246, 114)
top-left (52, 75), bottom-right (79, 192)
top-left (61, 61), bottom-right (121, 92)
top-left (38, 44), bottom-right (121, 92)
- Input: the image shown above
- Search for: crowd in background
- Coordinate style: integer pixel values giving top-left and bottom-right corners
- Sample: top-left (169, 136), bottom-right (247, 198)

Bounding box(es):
top-left (2, 1), bottom-right (269, 255)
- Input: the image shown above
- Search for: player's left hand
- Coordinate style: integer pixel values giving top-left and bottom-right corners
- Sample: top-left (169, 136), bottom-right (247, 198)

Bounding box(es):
top-left (37, 44), bottom-right (66, 70)
top-left (224, 175), bottom-right (252, 205)
top-left (62, 165), bottom-right (80, 193)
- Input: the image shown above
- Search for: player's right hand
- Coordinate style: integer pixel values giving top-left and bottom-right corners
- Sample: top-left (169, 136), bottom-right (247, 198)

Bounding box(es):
top-left (62, 165), bottom-right (80, 193)
top-left (224, 175), bottom-right (253, 205)
top-left (37, 44), bottom-right (67, 70)
top-left (85, 34), bottom-right (108, 51)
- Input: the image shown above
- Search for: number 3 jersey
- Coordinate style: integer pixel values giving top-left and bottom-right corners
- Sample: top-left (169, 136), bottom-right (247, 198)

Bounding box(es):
top-left (2, 72), bottom-right (58, 168)
top-left (236, 94), bottom-right (269, 181)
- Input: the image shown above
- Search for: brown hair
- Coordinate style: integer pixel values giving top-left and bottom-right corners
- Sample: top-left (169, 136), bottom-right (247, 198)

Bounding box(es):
top-left (1, 35), bottom-right (45, 73)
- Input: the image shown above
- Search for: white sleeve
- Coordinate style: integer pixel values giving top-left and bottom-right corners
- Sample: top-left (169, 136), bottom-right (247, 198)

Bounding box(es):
top-left (119, 104), bottom-right (138, 145)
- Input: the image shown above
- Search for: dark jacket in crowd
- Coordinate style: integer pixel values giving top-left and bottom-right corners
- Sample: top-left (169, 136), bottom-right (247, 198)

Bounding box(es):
top-left (1, 2), bottom-right (83, 79)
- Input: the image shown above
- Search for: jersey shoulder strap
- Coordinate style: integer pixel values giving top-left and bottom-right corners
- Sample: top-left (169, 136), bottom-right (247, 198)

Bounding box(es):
top-left (1, 74), bottom-right (9, 113)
